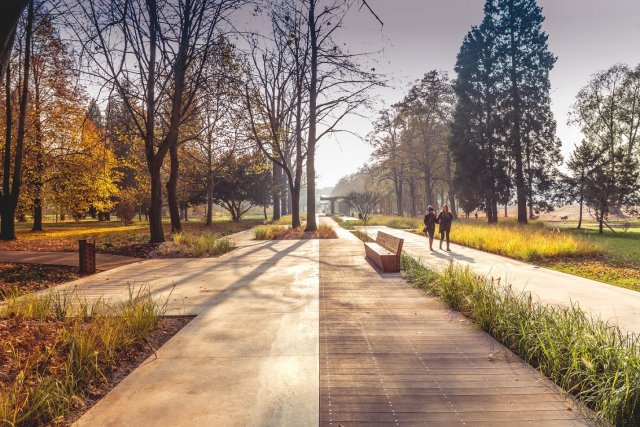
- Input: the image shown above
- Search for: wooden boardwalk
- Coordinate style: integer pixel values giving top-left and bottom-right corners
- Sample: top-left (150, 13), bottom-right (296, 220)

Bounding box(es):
top-left (319, 219), bottom-right (592, 426)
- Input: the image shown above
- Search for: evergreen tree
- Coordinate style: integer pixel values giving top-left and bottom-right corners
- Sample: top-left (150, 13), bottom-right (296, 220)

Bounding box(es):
top-left (451, 11), bottom-right (508, 223)
top-left (451, 0), bottom-right (560, 224)
top-left (492, 0), bottom-right (559, 223)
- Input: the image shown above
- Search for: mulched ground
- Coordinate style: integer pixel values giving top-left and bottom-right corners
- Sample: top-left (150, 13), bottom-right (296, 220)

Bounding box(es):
top-left (0, 263), bottom-right (79, 300)
top-left (0, 316), bottom-right (192, 426)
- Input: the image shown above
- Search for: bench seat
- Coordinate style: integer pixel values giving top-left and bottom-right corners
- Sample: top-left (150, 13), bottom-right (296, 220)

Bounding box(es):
top-left (364, 231), bottom-right (404, 273)
top-left (364, 242), bottom-right (394, 256)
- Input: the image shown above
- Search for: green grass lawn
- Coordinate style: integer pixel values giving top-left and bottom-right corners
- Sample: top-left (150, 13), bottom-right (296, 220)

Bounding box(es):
top-left (542, 224), bottom-right (640, 291)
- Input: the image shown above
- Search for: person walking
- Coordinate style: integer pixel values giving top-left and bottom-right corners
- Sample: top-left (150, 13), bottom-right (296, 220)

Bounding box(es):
top-left (423, 206), bottom-right (437, 251)
top-left (436, 204), bottom-right (454, 251)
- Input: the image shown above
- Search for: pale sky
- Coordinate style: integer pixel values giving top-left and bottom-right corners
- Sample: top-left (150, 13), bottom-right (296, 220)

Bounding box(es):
top-left (315, 0), bottom-right (640, 188)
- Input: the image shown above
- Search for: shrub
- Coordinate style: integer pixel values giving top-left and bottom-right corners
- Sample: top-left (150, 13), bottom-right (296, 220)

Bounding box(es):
top-left (401, 255), bottom-right (640, 426)
top-left (115, 197), bottom-right (137, 226)
top-left (171, 231), bottom-right (234, 257)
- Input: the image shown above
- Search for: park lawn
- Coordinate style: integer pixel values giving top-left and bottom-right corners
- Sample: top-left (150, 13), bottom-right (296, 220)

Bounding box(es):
top-left (0, 217), bottom-right (263, 258)
top-left (542, 225), bottom-right (640, 292)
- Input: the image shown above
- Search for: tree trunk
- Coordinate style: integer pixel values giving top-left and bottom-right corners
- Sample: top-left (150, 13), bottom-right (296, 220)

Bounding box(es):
top-left (167, 136), bottom-right (182, 233)
top-left (0, 0), bottom-right (26, 82)
top-left (395, 180), bottom-right (403, 216)
top-left (32, 63), bottom-right (43, 232)
top-left (0, 0), bottom-right (32, 241)
top-left (508, 1), bottom-right (527, 224)
top-left (281, 184), bottom-right (289, 216)
top-left (445, 150), bottom-right (457, 218)
top-left (272, 162), bottom-right (281, 221)
top-left (577, 194), bottom-right (584, 230)
top-left (205, 173), bottom-right (214, 227)
top-left (409, 181), bottom-right (417, 217)
top-left (290, 184), bottom-right (301, 229)
top-left (32, 201), bottom-right (42, 231)
top-left (0, 200), bottom-right (16, 240)
top-left (144, 1), bottom-right (164, 244)
top-left (148, 166), bottom-right (164, 244)
top-left (305, 0), bottom-right (318, 232)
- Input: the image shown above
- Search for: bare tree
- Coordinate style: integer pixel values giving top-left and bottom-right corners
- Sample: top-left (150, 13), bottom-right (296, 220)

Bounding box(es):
top-left (72, 0), bottom-right (240, 242)
top-left (347, 190), bottom-right (380, 222)
top-left (303, 0), bottom-right (383, 231)
top-left (245, 0), bottom-right (310, 229)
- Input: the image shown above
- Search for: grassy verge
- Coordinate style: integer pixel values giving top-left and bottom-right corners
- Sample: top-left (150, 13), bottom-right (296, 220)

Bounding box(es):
top-left (401, 255), bottom-right (640, 426)
top-left (254, 224), bottom-right (337, 240)
top-left (0, 287), bottom-right (176, 426)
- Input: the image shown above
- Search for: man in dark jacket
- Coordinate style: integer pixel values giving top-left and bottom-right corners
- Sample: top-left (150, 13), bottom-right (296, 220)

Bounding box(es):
top-left (423, 206), bottom-right (437, 251)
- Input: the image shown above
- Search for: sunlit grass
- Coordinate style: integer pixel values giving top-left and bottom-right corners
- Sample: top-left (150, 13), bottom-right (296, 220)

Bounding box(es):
top-left (434, 220), bottom-right (603, 261)
top-left (255, 223), bottom-right (336, 240)
top-left (401, 255), bottom-right (640, 426)
top-left (171, 231), bottom-right (234, 257)
top-left (266, 213), bottom-right (308, 226)
top-left (18, 224), bottom-right (148, 241)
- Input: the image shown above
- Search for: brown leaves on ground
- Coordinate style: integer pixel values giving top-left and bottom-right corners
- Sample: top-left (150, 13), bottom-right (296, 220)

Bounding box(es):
top-left (0, 316), bottom-right (191, 425)
top-left (0, 263), bottom-right (79, 300)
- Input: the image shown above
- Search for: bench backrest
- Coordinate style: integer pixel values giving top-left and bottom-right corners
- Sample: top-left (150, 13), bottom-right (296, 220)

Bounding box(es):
top-left (376, 231), bottom-right (403, 255)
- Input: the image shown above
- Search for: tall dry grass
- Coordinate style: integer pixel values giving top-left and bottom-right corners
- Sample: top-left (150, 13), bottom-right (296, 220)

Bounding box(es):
top-left (171, 231), bottom-right (234, 257)
top-left (418, 220), bottom-right (603, 261)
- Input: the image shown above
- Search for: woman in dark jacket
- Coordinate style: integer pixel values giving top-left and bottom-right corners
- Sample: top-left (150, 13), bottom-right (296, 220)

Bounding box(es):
top-left (436, 204), bottom-right (454, 251)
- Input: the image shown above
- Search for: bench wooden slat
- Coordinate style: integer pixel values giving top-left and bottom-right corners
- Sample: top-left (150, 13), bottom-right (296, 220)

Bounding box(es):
top-left (364, 231), bottom-right (404, 273)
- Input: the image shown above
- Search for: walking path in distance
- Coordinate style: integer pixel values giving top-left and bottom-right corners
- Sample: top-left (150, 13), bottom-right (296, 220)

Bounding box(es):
top-left (322, 217), bottom-right (590, 426)
top-left (0, 250), bottom-right (140, 271)
top-left (357, 225), bottom-right (640, 335)
top-left (75, 228), bottom-right (320, 426)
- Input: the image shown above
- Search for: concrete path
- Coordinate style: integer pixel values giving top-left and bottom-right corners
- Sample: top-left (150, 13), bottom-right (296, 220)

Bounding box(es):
top-left (75, 228), bottom-right (320, 426)
top-left (323, 218), bottom-right (590, 426)
top-left (357, 226), bottom-right (640, 335)
top-left (0, 250), bottom-right (139, 271)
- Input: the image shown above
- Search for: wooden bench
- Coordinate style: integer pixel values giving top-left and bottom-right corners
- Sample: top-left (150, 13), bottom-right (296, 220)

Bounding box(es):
top-left (364, 231), bottom-right (404, 273)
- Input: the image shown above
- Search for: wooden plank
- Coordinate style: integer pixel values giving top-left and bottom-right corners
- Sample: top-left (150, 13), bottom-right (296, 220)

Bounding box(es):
top-left (319, 222), bottom-right (592, 425)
